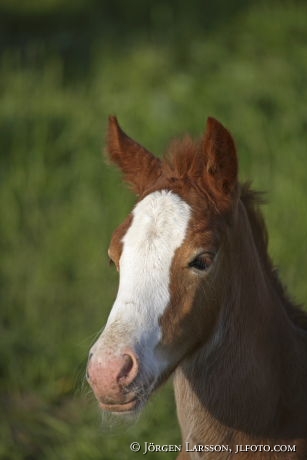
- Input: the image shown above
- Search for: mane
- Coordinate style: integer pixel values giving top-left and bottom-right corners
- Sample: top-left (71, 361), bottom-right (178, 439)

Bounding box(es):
top-left (240, 182), bottom-right (307, 331)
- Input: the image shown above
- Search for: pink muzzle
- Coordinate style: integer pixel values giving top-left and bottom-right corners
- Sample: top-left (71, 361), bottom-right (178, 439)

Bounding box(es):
top-left (87, 349), bottom-right (139, 412)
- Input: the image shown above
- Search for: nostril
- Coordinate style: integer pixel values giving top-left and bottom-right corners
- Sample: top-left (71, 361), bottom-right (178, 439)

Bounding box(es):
top-left (117, 354), bottom-right (134, 380)
top-left (117, 352), bottom-right (139, 385)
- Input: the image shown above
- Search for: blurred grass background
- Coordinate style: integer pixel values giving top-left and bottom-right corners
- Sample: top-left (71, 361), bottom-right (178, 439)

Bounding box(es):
top-left (1, 0), bottom-right (307, 458)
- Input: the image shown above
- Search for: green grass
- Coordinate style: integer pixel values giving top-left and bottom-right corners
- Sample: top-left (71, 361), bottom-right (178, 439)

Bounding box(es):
top-left (1, 2), bottom-right (307, 458)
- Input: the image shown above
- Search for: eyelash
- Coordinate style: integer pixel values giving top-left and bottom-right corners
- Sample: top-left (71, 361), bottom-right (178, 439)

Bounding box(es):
top-left (188, 252), bottom-right (215, 271)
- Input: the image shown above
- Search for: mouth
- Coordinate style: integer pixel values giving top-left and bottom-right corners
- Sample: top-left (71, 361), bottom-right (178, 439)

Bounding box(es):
top-left (95, 369), bottom-right (170, 415)
top-left (99, 397), bottom-right (139, 413)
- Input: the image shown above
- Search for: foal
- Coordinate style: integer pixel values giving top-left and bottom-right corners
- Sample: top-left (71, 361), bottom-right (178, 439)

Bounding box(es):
top-left (87, 116), bottom-right (307, 459)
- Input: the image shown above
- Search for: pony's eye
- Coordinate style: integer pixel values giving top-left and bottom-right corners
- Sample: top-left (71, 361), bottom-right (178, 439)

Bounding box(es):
top-left (189, 252), bottom-right (215, 271)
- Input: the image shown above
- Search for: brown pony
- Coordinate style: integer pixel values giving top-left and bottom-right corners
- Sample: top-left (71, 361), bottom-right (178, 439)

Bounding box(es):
top-left (87, 116), bottom-right (307, 459)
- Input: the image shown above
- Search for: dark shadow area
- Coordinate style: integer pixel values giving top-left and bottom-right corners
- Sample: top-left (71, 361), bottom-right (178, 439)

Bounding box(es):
top-left (0, 0), bottom-right (252, 79)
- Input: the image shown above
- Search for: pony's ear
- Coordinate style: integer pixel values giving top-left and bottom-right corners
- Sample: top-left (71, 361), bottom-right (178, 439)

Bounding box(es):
top-left (107, 116), bottom-right (161, 195)
top-left (203, 117), bottom-right (238, 205)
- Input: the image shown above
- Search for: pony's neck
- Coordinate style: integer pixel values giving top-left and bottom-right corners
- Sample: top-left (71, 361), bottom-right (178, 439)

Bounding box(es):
top-left (174, 198), bottom-right (307, 445)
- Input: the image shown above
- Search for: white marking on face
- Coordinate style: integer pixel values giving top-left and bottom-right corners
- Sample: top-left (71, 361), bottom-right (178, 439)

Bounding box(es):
top-left (92, 190), bottom-right (191, 379)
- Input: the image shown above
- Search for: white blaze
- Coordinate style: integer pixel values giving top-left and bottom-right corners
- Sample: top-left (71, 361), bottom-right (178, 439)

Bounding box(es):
top-left (93, 190), bottom-right (191, 378)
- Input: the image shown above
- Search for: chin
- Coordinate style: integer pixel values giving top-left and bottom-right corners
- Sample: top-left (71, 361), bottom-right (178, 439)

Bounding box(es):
top-left (98, 398), bottom-right (147, 430)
